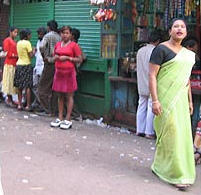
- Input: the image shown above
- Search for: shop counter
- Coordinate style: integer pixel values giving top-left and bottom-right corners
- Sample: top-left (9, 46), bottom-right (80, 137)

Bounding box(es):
top-left (109, 76), bottom-right (138, 132)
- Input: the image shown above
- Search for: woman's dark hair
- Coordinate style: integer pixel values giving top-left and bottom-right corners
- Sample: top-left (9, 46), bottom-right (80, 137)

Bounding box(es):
top-left (60, 25), bottom-right (72, 33)
top-left (72, 28), bottom-right (80, 42)
top-left (168, 18), bottom-right (188, 31)
top-left (36, 26), bottom-right (47, 35)
top-left (7, 26), bottom-right (18, 37)
top-left (47, 20), bottom-right (58, 32)
top-left (19, 28), bottom-right (31, 40)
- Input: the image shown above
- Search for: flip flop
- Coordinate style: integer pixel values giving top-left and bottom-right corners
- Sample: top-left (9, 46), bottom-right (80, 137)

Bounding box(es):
top-left (175, 184), bottom-right (189, 191)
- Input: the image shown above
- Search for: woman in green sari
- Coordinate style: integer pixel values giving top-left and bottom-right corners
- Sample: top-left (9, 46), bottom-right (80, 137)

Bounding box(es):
top-left (149, 18), bottom-right (196, 190)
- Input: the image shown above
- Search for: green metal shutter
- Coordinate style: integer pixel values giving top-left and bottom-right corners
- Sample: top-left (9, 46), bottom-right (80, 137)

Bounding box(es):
top-left (55, 1), bottom-right (103, 62)
top-left (55, 1), bottom-right (111, 116)
top-left (12, 2), bottom-right (50, 45)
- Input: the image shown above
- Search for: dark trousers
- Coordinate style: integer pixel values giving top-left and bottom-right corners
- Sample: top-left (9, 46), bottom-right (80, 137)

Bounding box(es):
top-left (38, 63), bottom-right (58, 115)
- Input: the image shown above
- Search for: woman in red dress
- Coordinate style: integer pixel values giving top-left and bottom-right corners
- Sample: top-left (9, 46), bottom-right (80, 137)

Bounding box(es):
top-left (51, 26), bottom-right (82, 129)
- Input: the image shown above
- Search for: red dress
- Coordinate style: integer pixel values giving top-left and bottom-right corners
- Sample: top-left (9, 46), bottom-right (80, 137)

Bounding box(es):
top-left (52, 41), bottom-right (81, 93)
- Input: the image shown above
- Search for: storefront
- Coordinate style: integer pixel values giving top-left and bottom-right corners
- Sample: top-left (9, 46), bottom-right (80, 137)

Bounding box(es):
top-left (89, 0), bottom-right (201, 131)
top-left (9, 0), bottom-right (113, 118)
top-left (2, 0), bottom-right (201, 131)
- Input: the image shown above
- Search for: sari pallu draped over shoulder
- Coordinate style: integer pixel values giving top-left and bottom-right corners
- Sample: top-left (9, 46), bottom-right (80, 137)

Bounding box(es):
top-left (151, 47), bottom-right (196, 185)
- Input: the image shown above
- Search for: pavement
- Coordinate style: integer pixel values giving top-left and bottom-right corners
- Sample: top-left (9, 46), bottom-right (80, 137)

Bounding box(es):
top-left (0, 103), bottom-right (201, 195)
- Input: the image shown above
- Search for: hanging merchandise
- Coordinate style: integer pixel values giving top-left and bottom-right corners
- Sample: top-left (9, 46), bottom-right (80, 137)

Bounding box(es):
top-left (94, 8), bottom-right (105, 22)
top-left (105, 0), bottom-right (117, 5)
top-left (94, 8), bottom-right (117, 22)
top-left (105, 9), bottom-right (117, 20)
top-left (90, 0), bottom-right (117, 22)
top-left (90, 0), bottom-right (105, 6)
top-left (90, 0), bottom-right (117, 6)
top-left (131, 1), bottom-right (138, 23)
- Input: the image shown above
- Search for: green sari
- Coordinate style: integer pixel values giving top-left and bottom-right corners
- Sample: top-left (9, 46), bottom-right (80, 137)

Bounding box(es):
top-left (151, 47), bottom-right (196, 184)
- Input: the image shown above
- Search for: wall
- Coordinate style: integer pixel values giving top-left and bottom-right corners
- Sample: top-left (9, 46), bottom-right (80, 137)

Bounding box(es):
top-left (0, 4), bottom-right (9, 46)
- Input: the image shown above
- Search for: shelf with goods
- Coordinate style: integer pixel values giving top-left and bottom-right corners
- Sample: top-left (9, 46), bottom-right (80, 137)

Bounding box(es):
top-left (132, 0), bottom-right (199, 52)
top-left (132, 0), bottom-right (165, 52)
top-left (100, 0), bottom-right (133, 59)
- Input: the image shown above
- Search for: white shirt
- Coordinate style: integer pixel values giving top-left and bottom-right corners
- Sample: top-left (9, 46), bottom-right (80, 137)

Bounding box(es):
top-left (136, 44), bottom-right (155, 96)
top-left (34, 40), bottom-right (44, 75)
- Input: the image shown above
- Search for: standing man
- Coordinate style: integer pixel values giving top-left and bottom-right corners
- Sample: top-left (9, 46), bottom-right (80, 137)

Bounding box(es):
top-left (31, 26), bottom-right (46, 111)
top-left (38, 20), bottom-right (61, 116)
top-left (136, 30), bottom-right (162, 139)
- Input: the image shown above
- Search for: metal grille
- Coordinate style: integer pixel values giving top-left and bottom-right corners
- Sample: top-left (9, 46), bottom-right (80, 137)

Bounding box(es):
top-left (55, 0), bottom-right (103, 61)
top-left (12, 2), bottom-right (50, 45)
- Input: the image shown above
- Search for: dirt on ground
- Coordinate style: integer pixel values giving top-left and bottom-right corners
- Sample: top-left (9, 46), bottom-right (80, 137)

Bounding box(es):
top-left (0, 104), bottom-right (200, 195)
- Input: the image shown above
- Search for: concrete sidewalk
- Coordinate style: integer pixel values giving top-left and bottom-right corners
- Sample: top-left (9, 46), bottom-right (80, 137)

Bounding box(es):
top-left (0, 104), bottom-right (200, 195)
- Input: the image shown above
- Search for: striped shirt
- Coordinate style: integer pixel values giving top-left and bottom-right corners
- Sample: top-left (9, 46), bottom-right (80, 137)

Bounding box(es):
top-left (40, 31), bottom-right (61, 63)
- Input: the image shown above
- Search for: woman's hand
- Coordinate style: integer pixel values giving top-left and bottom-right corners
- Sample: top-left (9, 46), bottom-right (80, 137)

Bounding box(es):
top-left (152, 101), bottom-right (162, 116)
top-left (32, 47), bottom-right (36, 54)
top-left (59, 56), bottom-right (67, 61)
top-left (189, 102), bottom-right (193, 115)
top-left (54, 54), bottom-right (59, 61)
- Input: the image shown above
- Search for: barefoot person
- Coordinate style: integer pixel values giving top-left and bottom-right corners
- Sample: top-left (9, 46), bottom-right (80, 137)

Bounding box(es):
top-left (149, 18), bottom-right (196, 190)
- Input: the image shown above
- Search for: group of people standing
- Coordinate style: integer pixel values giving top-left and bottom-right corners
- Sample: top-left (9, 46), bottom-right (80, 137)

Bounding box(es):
top-left (1, 17), bottom-right (200, 191)
top-left (136, 18), bottom-right (200, 190)
top-left (1, 19), bottom-right (84, 130)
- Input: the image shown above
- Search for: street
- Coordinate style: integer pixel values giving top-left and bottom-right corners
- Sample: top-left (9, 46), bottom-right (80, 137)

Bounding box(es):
top-left (0, 104), bottom-right (200, 195)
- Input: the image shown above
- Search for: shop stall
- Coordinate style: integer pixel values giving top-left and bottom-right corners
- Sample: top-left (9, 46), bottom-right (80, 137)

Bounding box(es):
top-left (3, 0), bottom-right (201, 131)
top-left (90, 0), bottom-right (201, 131)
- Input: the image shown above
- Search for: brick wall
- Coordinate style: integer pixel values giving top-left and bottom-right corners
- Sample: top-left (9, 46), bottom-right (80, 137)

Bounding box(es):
top-left (0, 4), bottom-right (10, 47)
top-left (0, 4), bottom-right (9, 83)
